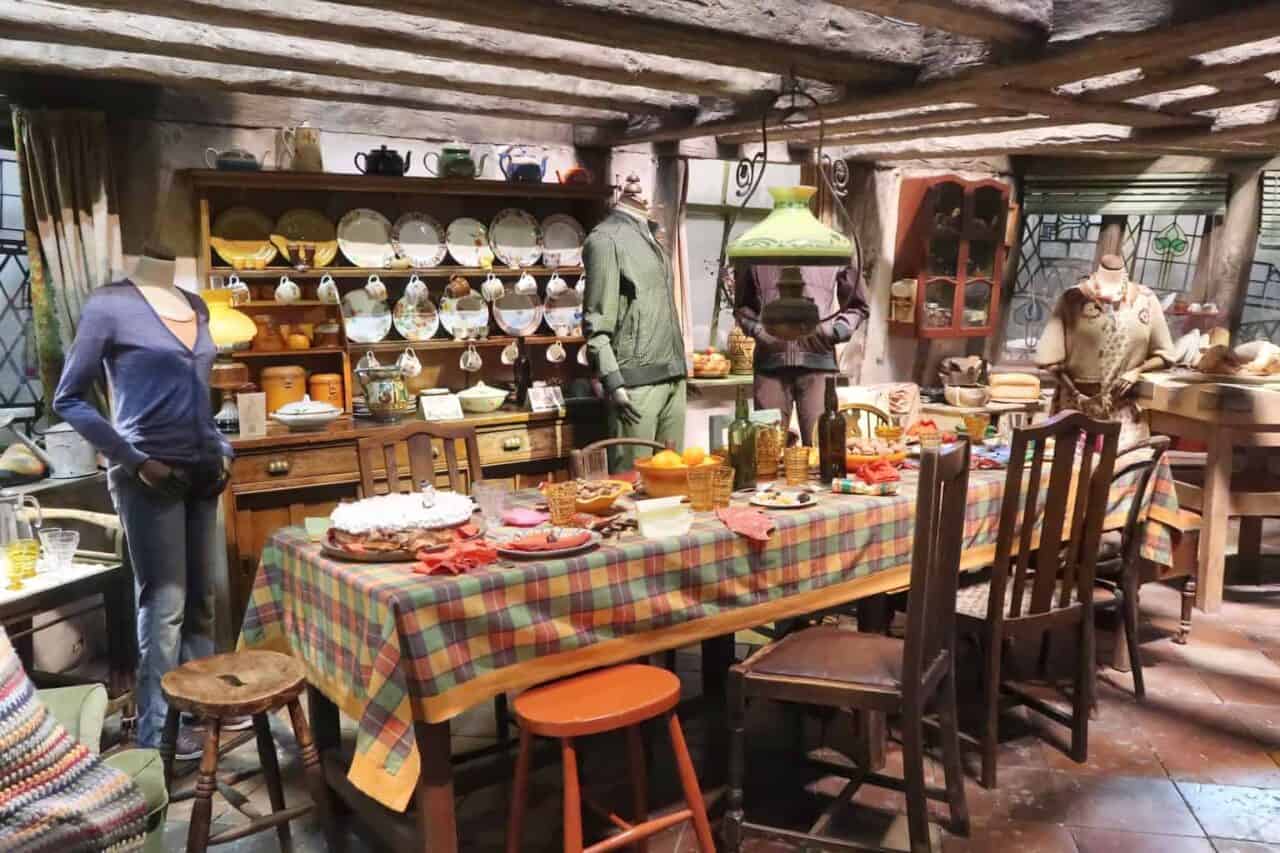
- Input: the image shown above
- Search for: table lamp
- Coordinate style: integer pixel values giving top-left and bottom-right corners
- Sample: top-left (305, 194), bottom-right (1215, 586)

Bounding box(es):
top-left (202, 288), bottom-right (257, 432)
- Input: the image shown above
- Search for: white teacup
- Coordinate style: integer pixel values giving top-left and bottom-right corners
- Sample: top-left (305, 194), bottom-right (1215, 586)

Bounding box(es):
top-left (545, 340), bottom-right (567, 364)
top-left (275, 275), bottom-right (301, 304)
top-left (513, 271), bottom-right (538, 295)
top-left (316, 273), bottom-right (339, 304)
top-left (403, 274), bottom-right (429, 306)
top-left (574, 275), bottom-right (586, 297)
top-left (397, 347), bottom-right (422, 377)
top-left (357, 350), bottom-right (380, 371)
top-left (365, 274), bottom-right (388, 302)
top-left (546, 272), bottom-right (569, 297)
top-left (226, 273), bottom-right (250, 306)
top-left (501, 340), bottom-right (519, 366)
top-left (481, 272), bottom-right (505, 303)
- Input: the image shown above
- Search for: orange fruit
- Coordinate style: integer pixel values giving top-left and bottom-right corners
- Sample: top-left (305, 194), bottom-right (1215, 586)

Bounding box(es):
top-left (682, 446), bottom-right (706, 467)
top-left (651, 449), bottom-right (684, 469)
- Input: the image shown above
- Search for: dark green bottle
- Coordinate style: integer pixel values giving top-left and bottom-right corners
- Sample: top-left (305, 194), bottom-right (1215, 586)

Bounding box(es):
top-left (817, 376), bottom-right (846, 484)
top-left (728, 386), bottom-right (757, 491)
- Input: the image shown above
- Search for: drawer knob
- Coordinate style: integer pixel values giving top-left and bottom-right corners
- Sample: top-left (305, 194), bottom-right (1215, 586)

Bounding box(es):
top-left (267, 459), bottom-right (291, 476)
top-left (502, 436), bottom-right (523, 452)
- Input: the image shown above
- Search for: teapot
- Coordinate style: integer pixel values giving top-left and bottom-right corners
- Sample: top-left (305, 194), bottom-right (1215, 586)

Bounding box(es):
top-left (204, 146), bottom-right (264, 171)
top-left (556, 166), bottom-right (593, 185)
top-left (498, 145), bottom-right (548, 183)
top-left (354, 145), bottom-right (411, 176)
top-left (424, 143), bottom-right (489, 179)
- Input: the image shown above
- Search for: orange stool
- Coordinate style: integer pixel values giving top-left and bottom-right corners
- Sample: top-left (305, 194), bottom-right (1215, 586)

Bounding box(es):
top-left (507, 664), bottom-right (716, 853)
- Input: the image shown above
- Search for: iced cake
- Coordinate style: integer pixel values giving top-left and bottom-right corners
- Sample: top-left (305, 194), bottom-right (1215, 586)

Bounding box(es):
top-left (328, 490), bottom-right (476, 554)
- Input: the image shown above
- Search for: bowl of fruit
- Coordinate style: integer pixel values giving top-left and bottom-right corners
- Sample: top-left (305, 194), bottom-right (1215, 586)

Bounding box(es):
top-left (845, 436), bottom-right (908, 470)
top-left (633, 446), bottom-right (719, 498)
top-left (691, 348), bottom-right (731, 379)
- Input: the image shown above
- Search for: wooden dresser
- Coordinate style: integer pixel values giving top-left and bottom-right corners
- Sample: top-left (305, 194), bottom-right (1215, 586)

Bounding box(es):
top-left (223, 405), bottom-right (602, 625)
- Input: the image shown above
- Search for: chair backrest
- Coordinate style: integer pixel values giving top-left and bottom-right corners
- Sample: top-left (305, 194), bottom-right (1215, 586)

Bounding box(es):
top-left (570, 437), bottom-right (666, 478)
top-left (902, 440), bottom-right (971, 697)
top-left (1111, 435), bottom-right (1172, 565)
top-left (356, 421), bottom-right (482, 496)
top-left (809, 402), bottom-right (891, 446)
top-left (987, 410), bottom-right (1120, 623)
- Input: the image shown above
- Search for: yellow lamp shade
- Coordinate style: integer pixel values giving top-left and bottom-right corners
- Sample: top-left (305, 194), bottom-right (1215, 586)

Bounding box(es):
top-left (201, 288), bottom-right (257, 352)
top-left (727, 185), bottom-right (852, 265)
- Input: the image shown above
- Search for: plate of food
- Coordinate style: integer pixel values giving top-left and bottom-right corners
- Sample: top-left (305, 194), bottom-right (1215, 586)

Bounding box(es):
top-left (321, 490), bottom-right (478, 561)
top-left (750, 487), bottom-right (818, 509)
top-left (542, 479), bottom-right (633, 514)
top-left (844, 436), bottom-right (908, 469)
top-left (491, 527), bottom-right (602, 559)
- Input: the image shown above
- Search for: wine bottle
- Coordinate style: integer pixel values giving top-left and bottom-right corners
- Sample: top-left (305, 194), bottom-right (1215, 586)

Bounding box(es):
top-left (817, 376), bottom-right (846, 484)
top-left (728, 386), bottom-right (757, 491)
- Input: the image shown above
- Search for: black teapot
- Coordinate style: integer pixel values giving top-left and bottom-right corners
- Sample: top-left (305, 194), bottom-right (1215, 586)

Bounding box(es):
top-left (354, 145), bottom-right (411, 176)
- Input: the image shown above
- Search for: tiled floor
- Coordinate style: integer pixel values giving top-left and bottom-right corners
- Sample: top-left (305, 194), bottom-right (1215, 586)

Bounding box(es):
top-left (159, 561), bottom-right (1280, 852)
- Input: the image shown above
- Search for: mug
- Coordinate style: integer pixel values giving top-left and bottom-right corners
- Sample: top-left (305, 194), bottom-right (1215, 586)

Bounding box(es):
top-left (480, 272), bottom-right (505, 303)
top-left (357, 350), bottom-right (380, 371)
top-left (226, 273), bottom-right (251, 305)
top-left (514, 271), bottom-right (538, 295)
top-left (365, 274), bottom-right (388, 302)
top-left (275, 275), bottom-right (301, 304)
top-left (546, 272), bottom-right (568, 297)
top-left (404, 274), bottom-right (429, 306)
top-left (460, 344), bottom-right (482, 372)
top-left (316, 273), bottom-right (340, 304)
top-left (397, 347), bottom-right (423, 377)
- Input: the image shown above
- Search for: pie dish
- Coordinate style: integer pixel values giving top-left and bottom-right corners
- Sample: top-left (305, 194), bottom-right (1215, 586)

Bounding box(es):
top-left (211, 206), bottom-right (277, 268)
top-left (337, 208), bottom-right (396, 268)
top-left (392, 212), bottom-right (448, 268)
top-left (489, 208), bottom-right (543, 268)
top-left (324, 491), bottom-right (477, 560)
top-left (541, 214), bottom-right (586, 267)
top-left (446, 217), bottom-right (488, 267)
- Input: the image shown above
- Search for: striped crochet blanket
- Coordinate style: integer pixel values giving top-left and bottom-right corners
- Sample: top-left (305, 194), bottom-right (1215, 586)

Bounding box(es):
top-left (0, 628), bottom-right (148, 852)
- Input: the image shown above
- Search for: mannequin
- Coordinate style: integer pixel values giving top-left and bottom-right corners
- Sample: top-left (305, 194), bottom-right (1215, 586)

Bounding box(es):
top-left (582, 175), bottom-right (687, 470)
top-left (1035, 253), bottom-right (1173, 444)
top-left (52, 244), bottom-right (237, 756)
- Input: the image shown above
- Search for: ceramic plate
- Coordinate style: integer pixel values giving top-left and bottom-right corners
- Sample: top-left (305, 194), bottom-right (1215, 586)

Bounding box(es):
top-left (446, 217), bottom-right (489, 267)
top-left (211, 206), bottom-right (277, 267)
top-left (489, 209), bottom-right (543, 268)
top-left (341, 288), bottom-right (392, 343)
top-left (337, 208), bottom-right (395, 268)
top-left (541, 214), bottom-right (585, 267)
top-left (393, 297), bottom-right (441, 341)
top-left (273, 208), bottom-right (338, 267)
top-left (750, 489), bottom-right (819, 509)
top-left (493, 292), bottom-right (543, 336)
top-left (439, 294), bottom-right (490, 339)
top-left (491, 527), bottom-right (602, 560)
top-left (392, 212), bottom-right (448, 268)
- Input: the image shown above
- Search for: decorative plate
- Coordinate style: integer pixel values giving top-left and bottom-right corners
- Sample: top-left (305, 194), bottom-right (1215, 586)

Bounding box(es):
top-left (750, 489), bottom-right (819, 509)
top-left (392, 212), bottom-right (448, 268)
top-left (489, 209), bottom-right (543, 268)
top-left (446, 217), bottom-right (489, 267)
top-left (493, 292), bottom-right (543, 336)
top-left (541, 214), bottom-right (586, 267)
top-left (490, 527), bottom-right (602, 560)
top-left (211, 206), bottom-right (277, 268)
top-left (439, 294), bottom-right (490, 339)
top-left (337, 208), bottom-right (396, 268)
top-left (393, 296), bottom-right (441, 341)
top-left (273, 209), bottom-right (337, 267)
top-left (341, 288), bottom-right (392, 343)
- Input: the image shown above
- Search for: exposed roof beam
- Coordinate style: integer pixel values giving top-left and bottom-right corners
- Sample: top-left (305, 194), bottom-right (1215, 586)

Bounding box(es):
top-left (0, 41), bottom-right (626, 126)
top-left (1165, 83), bottom-right (1280, 113)
top-left (1, 0), bottom-right (694, 116)
top-left (348, 0), bottom-right (923, 84)
top-left (71, 0), bottom-right (793, 101)
top-left (818, 115), bottom-right (1063, 146)
top-left (968, 86), bottom-right (1211, 128)
top-left (823, 0), bottom-right (1046, 46)
top-left (714, 106), bottom-right (1022, 145)
top-left (1074, 53), bottom-right (1280, 103)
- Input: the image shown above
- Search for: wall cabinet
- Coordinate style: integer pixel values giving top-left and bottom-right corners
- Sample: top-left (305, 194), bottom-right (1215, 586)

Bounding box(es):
top-left (891, 176), bottom-right (1011, 339)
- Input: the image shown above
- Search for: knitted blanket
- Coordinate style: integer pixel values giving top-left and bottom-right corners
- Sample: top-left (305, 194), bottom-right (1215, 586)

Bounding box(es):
top-left (0, 628), bottom-right (148, 852)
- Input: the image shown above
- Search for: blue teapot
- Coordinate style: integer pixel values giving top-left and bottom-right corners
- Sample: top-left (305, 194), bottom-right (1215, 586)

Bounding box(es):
top-left (498, 145), bottom-right (548, 183)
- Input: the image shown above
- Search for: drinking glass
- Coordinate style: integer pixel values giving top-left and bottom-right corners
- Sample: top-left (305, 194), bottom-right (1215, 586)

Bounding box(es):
top-left (577, 447), bottom-right (610, 481)
top-left (471, 481), bottom-right (507, 526)
top-left (784, 446), bottom-right (811, 486)
top-left (39, 528), bottom-right (80, 572)
top-left (711, 465), bottom-right (736, 509)
top-left (963, 412), bottom-right (991, 443)
top-left (546, 481), bottom-right (579, 526)
top-left (688, 465), bottom-right (716, 512)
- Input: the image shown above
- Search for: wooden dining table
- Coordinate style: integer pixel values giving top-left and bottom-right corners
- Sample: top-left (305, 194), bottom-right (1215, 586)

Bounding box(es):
top-left (239, 462), bottom-right (1180, 852)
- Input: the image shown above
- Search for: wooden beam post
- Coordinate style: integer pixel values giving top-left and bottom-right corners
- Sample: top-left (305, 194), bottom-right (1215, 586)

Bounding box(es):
top-left (1095, 215), bottom-right (1128, 264)
top-left (1214, 161), bottom-right (1266, 339)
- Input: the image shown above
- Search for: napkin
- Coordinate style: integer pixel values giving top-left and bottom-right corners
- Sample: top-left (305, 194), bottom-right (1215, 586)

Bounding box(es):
top-left (504, 530), bottom-right (592, 552)
top-left (413, 540), bottom-right (499, 576)
top-left (715, 507), bottom-right (775, 544)
top-left (502, 508), bottom-right (549, 527)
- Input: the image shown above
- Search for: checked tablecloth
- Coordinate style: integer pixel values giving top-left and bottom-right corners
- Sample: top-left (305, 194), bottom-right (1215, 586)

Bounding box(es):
top-left (240, 461), bottom-right (1181, 811)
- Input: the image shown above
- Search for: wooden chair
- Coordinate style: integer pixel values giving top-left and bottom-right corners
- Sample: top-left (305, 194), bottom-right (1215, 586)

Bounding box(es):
top-left (159, 650), bottom-right (340, 853)
top-left (955, 410), bottom-right (1119, 788)
top-left (1095, 435), bottom-right (1171, 702)
top-left (356, 420), bottom-right (482, 496)
top-left (569, 437), bottom-right (666, 478)
top-left (506, 664), bottom-right (716, 853)
top-left (725, 441), bottom-right (972, 853)
top-left (809, 401), bottom-right (892, 446)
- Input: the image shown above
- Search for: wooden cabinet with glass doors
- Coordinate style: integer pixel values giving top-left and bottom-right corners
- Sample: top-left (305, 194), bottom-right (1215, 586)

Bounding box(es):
top-left (891, 176), bottom-right (1010, 338)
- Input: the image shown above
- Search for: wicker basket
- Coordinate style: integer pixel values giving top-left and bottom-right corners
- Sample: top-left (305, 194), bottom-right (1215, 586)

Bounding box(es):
top-left (728, 326), bottom-right (755, 375)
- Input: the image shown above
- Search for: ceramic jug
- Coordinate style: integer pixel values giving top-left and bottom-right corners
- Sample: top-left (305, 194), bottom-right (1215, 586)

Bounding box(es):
top-left (279, 122), bottom-right (323, 171)
top-left (498, 145), bottom-right (548, 183)
top-left (424, 143), bottom-right (489, 179)
top-left (204, 147), bottom-right (263, 171)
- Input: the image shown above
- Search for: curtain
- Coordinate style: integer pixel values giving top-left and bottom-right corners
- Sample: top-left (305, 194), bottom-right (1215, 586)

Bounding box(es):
top-left (12, 108), bottom-right (123, 404)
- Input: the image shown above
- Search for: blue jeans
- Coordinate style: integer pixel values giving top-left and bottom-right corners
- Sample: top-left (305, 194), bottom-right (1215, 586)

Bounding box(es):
top-left (108, 465), bottom-right (218, 746)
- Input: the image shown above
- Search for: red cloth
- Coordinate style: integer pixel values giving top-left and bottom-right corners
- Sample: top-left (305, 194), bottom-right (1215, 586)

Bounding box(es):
top-left (715, 507), bottom-right (776, 544)
top-left (413, 540), bottom-right (499, 576)
top-left (855, 460), bottom-right (901, 484)
top-left (504, 530), bottom-right (592, 552)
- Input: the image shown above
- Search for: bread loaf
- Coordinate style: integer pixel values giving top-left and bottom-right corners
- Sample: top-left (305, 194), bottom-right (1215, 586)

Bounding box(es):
top-left (990, 372), bottom-right (1041, 401)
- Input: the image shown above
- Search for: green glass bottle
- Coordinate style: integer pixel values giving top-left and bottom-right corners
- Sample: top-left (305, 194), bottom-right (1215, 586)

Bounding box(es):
top-left (728, 386), bottom-right (757, 491)
top-left (817, 376), bottom-right (847, 484)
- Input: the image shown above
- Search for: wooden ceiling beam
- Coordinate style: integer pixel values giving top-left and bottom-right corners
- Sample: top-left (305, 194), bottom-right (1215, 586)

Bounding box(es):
top-left (816, 115), bottom-right (1064, 146)
top-left (824, 0), bottom-right (1046, 46)
top-left (1078, 53), bottom-right (1280, 103)
top-left (0, 41), bottom-right (626, 126)
top-left (71, 0), bottom-right (794, 101)
top-left (968, 86), bottom-right (1213, 129)
top-left (714, 106), bottom-right (1023, 145)
top-left (1164, 82), bottom-right (1280, 113)
top-left (348, 0), bottom-right (923, 84)
top-left (1, 0), bottom-right (697, 116)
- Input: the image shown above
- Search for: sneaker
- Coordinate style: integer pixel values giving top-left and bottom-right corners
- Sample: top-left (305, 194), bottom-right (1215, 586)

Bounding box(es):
top-left (173, 727), bottom-right (207, 762)
top-left (184, 713), bottom-right (254, 732)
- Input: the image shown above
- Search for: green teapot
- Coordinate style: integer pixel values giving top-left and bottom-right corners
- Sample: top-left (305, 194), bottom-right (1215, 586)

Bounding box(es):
top-left (424, 143), bottom-right (490, 179)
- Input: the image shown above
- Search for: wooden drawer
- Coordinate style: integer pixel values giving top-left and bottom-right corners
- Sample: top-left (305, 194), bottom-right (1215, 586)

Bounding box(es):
top-left (232, 443), bottom-right (360, 488)
top-left (477, 423), bottom-right (574, 466)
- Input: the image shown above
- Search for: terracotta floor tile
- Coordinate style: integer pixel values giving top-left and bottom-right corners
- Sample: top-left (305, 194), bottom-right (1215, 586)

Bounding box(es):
top-left (943, 821), bottom-right (1078, 853)
top-left (1198, 671), bottom-right (1280, 707)
top-left (1037, 719), bottom-right (1166, 778)
top-left (1098, 662), bottom-right (1223, 705)
top-left (1135, 699), bottom-right (1280, 787)
top-left (1056, 775), bottom-right (1203, 836)
top-left (1210, 840), bottom-right (1280, 852)
top-left (1143, 643), bottom-right (1280, 683)
top-left (1177, 783), bottom-right (1280, 844)
top-left (1070, 828), bottom-right (1215, 853)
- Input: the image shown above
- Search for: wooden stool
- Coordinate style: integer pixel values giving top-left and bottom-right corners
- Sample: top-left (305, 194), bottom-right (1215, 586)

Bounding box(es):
top-left (159, 650), bottom-right (339, 853)
top-left (507, 664), bottom-right (715, 853)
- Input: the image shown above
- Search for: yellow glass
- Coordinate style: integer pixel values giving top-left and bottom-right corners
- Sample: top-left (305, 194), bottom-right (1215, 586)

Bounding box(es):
top-left (964, 412), bottom-right (991, 442)
top-left (7, 539), bottom-right (38, 587)
top-left (546, 481), bottom-right (579, 527)
top-left (784, 446), bottom-right (811, 486)
top-left (711, 465), bottom-right (736, 509)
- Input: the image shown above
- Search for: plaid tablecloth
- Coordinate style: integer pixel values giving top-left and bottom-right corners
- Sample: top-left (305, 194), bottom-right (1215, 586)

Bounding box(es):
top-left (240, 460), bottom-right (1180, 811)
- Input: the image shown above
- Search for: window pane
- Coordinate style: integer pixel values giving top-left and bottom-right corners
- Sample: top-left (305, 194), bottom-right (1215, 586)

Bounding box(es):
top-left (1001, 213), bottom-right (1101, 362)
top-left (923, 279), bottom-right (955, 328)
top-left (686, 212), bottom-right (763, 350)
top-left (0, 147), bottom-right (37, 405)
top-left (964, 280), bottom-right (992, 327)
top-left (928, 236), bottom-right (959, 277)
top-left (968, 240), bottom-right (996, 278)
top-left (1241, 251), bottom-right (1280, 343)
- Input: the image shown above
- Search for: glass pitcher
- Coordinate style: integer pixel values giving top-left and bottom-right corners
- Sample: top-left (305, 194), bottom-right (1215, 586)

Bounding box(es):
top-left (1, 489), bottom-right (42, 589)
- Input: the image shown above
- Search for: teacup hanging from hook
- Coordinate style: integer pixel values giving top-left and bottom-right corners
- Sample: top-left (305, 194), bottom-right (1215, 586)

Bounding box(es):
top-left (403, 274), bottom-right (429, 306)
top-left (480, 271), bottom-right (505, 303)
top-left (545, 340), bottom-right (567, 364)
top-left (397, 347), bottom-right (422, 377)
top-left (577, 343), bottom-right (590, 366)
top-left (365, 274), bottom-right (388, 302)
top-left (501, 339), bottom-right (520, 366)
top-left (545, 272), bottom-right (569, 297)
top-left (357, 350), bottom-right (380, 371)
top-left (316, 273), bottom-right (339, 304)
top-left (513, 271), bottom-right (538, 296)
top-left (574, 274), bottom-right (586, 297)
top-left (460, 343), bottom-right (483, 372)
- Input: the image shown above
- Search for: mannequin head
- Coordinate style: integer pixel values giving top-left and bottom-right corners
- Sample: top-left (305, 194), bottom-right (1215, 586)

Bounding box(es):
top-left (132, 243), bottom-right (177, 290)
top-left (1092, 253), bottom-right (1128, 301)
top-left (615, 172), bottom-right (652, 219)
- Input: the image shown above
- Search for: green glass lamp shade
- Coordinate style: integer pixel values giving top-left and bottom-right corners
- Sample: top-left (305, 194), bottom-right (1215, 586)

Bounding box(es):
top-left (201, 288), bottom-right (257, 353)
top-left (727, 185), bottom-right (852, 265)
